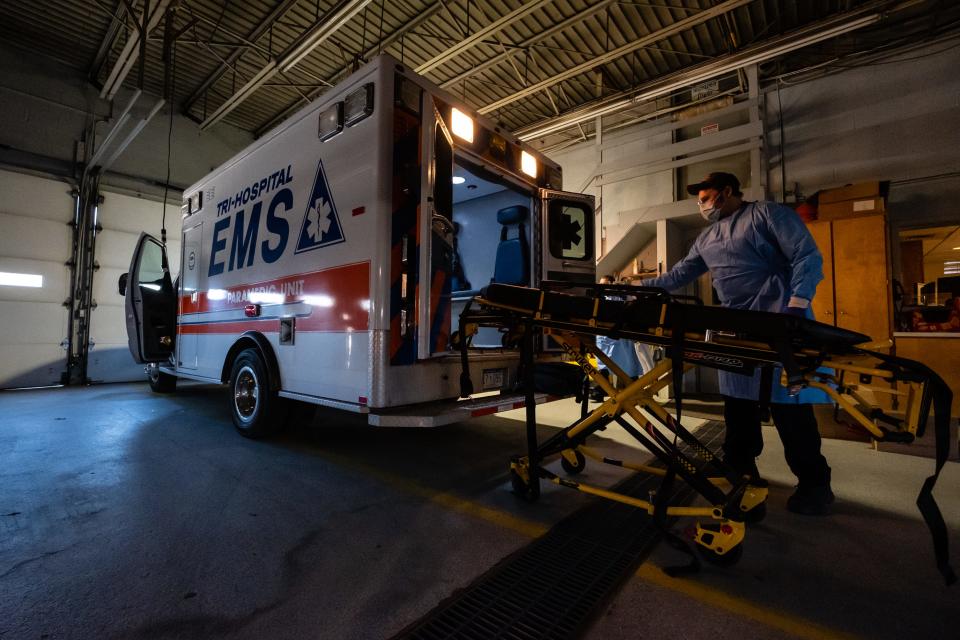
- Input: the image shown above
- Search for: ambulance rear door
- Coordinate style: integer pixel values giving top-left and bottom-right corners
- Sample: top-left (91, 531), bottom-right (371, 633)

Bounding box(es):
top-left (538, 189), bottom-right (595, 286)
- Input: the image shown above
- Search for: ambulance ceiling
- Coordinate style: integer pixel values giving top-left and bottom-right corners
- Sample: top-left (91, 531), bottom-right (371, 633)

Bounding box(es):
top-left (2, 0), bottom-right (957, 149)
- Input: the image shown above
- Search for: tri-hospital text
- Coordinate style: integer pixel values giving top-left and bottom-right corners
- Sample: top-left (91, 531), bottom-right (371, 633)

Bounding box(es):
top-left (209, 165), bottom-right (294, 277)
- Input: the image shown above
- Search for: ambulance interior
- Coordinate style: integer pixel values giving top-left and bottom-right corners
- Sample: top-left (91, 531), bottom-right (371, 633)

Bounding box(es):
top-left (448, 160), bottom-right (532, 348)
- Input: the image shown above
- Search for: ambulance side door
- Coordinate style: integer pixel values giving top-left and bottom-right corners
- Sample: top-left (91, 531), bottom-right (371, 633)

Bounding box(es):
top-left (122, 232), bottom-right (177, 364)
top-left (538, 189), bottom-right (595, 285)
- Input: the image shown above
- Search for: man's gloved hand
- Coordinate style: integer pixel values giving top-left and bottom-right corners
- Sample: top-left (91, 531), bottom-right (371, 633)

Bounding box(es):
top-left (783, 306), bottom-right (806, 318)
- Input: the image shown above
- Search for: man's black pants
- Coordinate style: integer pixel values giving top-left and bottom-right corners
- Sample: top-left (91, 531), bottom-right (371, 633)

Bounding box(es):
top-left (722, 396), bottom-right (831, 487)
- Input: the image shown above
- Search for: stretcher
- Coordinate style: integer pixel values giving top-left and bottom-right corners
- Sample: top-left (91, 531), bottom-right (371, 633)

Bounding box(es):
top-left (457, 282), bottom-right (956, 584)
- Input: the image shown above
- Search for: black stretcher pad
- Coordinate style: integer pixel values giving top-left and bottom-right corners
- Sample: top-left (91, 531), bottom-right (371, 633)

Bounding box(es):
top-left (480, 283), bottom-right (871, 352)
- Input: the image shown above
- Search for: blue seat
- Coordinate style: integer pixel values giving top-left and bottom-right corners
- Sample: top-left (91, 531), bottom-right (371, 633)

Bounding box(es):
top-left (491, 205), bottom-right (529, 286)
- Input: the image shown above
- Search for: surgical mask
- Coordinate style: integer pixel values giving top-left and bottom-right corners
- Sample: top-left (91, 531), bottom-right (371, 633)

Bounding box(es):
top-left (698, 193), bottom-right (724, 222)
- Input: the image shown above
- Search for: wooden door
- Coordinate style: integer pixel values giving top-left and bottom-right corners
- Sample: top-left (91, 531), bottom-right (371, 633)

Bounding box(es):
top-left (806, 220), bottom-right (835, 325)
top-left (832, 215), bottom-right (891, 341)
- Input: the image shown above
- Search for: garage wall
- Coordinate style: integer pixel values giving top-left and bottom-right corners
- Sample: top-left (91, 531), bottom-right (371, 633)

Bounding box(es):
top-left (87, 191), bottom-right (181, 383)
top-left (765, 38), bottom-right (960, 229)
top-left (0, 169), bottom-right (73, 388)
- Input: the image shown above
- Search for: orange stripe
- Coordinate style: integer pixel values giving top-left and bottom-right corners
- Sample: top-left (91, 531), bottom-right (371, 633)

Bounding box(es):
top-left (178, 262), bottom-right (369, 334)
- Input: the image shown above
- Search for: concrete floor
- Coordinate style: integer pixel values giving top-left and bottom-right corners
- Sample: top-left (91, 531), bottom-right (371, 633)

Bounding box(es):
top-left (1, 382), bottom-right (959, 639)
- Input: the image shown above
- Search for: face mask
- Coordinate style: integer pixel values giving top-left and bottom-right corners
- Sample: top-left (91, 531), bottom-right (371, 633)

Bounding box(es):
top-left (698, 193), bottom-right (724, 222)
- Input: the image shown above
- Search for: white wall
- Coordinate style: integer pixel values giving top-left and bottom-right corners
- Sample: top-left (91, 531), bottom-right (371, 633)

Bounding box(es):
top-left (765, 39), bottom-right (960, 228)
top-left (0, 42), bottom-right (253, 197)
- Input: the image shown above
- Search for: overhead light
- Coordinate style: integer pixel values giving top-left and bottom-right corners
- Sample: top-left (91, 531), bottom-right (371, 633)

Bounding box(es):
top-left (451, 108), bottom-right (474, 143)
top-left (0, 271), bottom-right (42, 288)
top-left (521, 151), bottom-right (537, 178)
top-left (452, 176), bottom-right (465, 185)
top-left (953, 247), bottom-right (960, 250)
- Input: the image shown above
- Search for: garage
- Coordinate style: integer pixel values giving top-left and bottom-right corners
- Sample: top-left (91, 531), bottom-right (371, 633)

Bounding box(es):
top-left (1, 1), bottom-right (958, 638)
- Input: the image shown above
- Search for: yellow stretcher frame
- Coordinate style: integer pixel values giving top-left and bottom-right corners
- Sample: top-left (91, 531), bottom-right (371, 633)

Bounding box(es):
top-left (460, 285), bottom-right (951, 572)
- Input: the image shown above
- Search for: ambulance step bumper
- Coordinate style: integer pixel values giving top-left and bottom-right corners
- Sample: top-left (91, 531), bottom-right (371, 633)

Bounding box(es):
top-left (367, 392), bottom-right (557, 428)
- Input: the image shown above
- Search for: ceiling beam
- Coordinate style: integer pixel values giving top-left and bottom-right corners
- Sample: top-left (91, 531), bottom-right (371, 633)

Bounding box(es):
top-left (516, 1), bottom-right (900, 140)
top-left (182, 0), bottom-right (300, 115)
top-left (255, 1), bottom-right (446, 136)
top-left (100, 0), bottom-right (173, 100)
top-left (199, 0), bottom-right (372, 130)
top-left (439, 0), bottom-right (619, 90)
top-left (477, 0), bottom-right (754, 115)
top-left (414, 0), bottom-right (554, 75)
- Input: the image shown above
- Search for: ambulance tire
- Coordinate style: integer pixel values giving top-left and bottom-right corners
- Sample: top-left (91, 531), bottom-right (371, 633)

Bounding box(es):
top-left (229, 348), bottom-right (287, 439)
top-left (147, 364), bottom-right (177, 393)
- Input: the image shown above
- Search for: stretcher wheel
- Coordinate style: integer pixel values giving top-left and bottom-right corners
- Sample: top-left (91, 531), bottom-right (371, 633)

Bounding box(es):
top-left (510, 468), bottom-right (539, 502)
top-left (560, 450), bottom-right (586, 475)
top-left (697, 542), bottom-right (744, 567)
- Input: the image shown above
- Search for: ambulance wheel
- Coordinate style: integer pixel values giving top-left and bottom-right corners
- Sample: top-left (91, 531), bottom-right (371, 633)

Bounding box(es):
top-left (229, 348), bottom-right (286, 439)
top-left (697, 542), bottom-right (744, 567)
top-left (560, 450), bottom-right (586, 475)
top-left (147, 363), bottom-right (176, 393)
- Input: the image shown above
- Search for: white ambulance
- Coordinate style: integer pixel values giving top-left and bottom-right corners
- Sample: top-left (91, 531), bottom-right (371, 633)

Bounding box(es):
top-left (121, 54), bottom-right (594, 436)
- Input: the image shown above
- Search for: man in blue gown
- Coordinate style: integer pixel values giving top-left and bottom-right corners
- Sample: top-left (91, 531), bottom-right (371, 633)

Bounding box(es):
top-left (644, 172), bottom-right (834, 515)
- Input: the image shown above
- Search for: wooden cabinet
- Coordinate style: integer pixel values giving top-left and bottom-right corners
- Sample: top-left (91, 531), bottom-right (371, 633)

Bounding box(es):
top-left (807, 214), bottom-right (891, 342)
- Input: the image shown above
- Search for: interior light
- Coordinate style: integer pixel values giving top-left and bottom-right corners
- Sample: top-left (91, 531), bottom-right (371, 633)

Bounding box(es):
top-left (452, 176), bottom-right (465, 185)
top-left (0, 271), bottom-right (43, 287)
top-left (451, 108), bottom-right (474, 143)
top-left (953, 247), bottom-right (960, 250)
top-left (319, 102), bottom-right (344, 141)
top-left (521, 151), bottom-right (537, 178)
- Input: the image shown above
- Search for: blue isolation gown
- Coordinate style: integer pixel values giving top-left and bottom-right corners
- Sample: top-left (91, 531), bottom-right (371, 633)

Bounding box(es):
top-left (644, 201), bottom-right (828, 403)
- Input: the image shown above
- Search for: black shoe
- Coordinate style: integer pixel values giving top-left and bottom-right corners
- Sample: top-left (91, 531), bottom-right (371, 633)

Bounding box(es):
top-left (786, 485), bottom-right (835, 516)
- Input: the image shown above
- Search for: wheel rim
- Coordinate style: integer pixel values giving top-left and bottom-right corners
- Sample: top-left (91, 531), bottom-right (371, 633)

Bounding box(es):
top-left (234, 365), bottom-right (260, 423)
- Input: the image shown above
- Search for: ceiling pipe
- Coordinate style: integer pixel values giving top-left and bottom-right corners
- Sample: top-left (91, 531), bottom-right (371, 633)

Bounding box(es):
top-left (415, 0), bottom-right (554, 75)
top-left (516, 4), bottom-right (896, 141)
top-left (100, 0), bottom-right (172, 100)
top-left (477, 0), bottom-right (754, 115)
top-left (199, 0), bottom-right (371, 130)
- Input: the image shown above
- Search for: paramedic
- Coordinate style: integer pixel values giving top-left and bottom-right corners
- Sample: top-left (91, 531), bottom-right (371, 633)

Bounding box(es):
top-left (592, 275), bottom-right (643, 400)
top-left (643, 172), bottom-right (834, 515)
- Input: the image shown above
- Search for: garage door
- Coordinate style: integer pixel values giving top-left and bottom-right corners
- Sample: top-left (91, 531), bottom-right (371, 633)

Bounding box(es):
top-left (87, 190), bottom-right (181, 383)
top-left (0, 170), bottom-right (73, 388)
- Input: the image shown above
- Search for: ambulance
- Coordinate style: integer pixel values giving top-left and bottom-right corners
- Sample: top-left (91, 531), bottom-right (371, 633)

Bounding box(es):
top-left (121, 54), bottom-right (594, 437)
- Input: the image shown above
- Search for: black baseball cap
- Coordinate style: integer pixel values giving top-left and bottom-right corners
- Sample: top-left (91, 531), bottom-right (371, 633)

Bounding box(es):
top-left (686, 172), bottom-right (741, 196)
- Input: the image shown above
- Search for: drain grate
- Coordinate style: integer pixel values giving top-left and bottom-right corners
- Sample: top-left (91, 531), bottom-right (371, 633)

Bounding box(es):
top-left (393, 422), bottom-right (725, 640)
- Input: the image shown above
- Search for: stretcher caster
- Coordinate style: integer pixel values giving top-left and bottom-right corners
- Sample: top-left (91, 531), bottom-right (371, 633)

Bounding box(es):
top-left (692, 520), bottom-right (745, 566)
top-left (560, 449), bottom-right (586, 475)
top-left (697, 541), bottom-right (744, 567)
top-left (510, 458), bottom-right (539, 502)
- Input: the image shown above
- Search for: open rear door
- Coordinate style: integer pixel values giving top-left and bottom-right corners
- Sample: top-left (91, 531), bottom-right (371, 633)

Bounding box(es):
top-left (124, 232), bottom-right (177, 364)
top-left (539, 189), bottom-right (595, 285)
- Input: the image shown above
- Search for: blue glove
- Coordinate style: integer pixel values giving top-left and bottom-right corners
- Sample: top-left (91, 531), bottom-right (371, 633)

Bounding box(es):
top-left (783, 306), bottom-right (806, 318)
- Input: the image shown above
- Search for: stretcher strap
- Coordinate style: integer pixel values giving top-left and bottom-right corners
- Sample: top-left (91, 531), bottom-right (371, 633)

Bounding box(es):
top-left (863, 349), bottom-right (956, 585)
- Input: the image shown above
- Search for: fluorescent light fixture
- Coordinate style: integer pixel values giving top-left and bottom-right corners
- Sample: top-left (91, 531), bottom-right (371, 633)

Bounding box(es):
top-left (521, 151), bottom-right (537, 178)
top-left (452, 176), bottom-right (466, 185)
top-left (451, 108), bottom-right (474, 143)
top-left (944, 261), bottom-right (960, 265)
top-left (0, 271), bottom-right (43, 287)
top-left (953, 247), bottom-right (960, 250)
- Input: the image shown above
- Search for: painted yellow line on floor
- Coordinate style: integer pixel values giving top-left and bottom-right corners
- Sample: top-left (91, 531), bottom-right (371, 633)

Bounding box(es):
top-left (320, 451), bottom-right (856, 640)
top-left (634, 564), bottom-right (860, 640)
